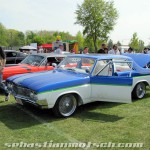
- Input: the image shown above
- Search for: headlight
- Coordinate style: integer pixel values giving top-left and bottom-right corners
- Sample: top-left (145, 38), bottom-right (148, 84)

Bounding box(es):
top-left (29, 91), bottom-right (38, 101)
top-left (7, 82), bottom-right (14, 90)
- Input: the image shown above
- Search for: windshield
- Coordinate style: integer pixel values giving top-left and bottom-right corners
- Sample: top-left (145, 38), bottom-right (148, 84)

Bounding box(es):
top-left (20, 55), bottom-right (44, 66)
top-left (57, 56), bottom-right (96, 74)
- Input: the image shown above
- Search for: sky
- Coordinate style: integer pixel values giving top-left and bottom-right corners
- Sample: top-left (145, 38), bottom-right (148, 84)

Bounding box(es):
top-left (0, 0), bottom-right (150, 45)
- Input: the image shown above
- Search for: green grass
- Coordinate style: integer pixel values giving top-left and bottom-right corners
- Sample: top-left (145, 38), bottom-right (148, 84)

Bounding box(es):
top-left (0, 88), bottom-right (150, 150)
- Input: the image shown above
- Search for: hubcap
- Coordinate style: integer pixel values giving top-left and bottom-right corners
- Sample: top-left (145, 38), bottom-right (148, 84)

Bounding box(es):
top-left (136, 83), bottom-right (145, 99)
top-left (59, 95), bottom-right (77, 117)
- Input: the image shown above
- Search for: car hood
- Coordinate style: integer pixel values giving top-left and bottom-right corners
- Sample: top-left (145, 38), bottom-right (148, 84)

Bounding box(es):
top-left (7, 69), bottom-right (90, 93)
top-left (4, 64), bottom-right (31, 71)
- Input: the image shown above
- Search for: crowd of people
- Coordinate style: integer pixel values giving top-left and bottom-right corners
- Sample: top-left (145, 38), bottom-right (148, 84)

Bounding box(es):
top-left (52, 42), bottom-right (150, 55)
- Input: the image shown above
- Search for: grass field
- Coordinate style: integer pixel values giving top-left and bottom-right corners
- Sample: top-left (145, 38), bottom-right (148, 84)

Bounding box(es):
top-left (0, 88), bottom-right (149, 150)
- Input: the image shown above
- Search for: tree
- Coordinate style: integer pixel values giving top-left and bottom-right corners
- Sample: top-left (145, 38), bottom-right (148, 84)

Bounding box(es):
top-left (117, 41), bottom-right (121, 46)
top-left (0, 23), bottom-right (8, 46)
top-left (75, 31), bottom-right (84, 49)
top-left (75, 0), bottom-right (118, 52)
top-left (107, 39), bottom-right (113, 50)
top-left (138, 40), bottom-right (144, 52)
top-left (25, 31), bottom-right (37, 45)
top-left (129, 33), bottom-right (140, 52)
top-left (33, 36), bottom-right (44, 46)
top-left (6, 29), bottom-right (25, 49)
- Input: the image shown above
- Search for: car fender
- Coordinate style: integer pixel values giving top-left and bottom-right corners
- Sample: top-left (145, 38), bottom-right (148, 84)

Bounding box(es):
top-left (53, 90), bottom-right (83, 106)
top-left (132, 77), bottom-right (150, 91)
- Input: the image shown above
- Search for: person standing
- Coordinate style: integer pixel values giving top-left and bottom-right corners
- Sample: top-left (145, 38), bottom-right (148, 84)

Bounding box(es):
top-left (108, 45), bottom-right (121, 55)
top-left (54, 43), bottom-right (64, 54)
top-left (97, 44), bottom-right (106, 54)
top-left (0, 46), bottom-right (10, 101)
top-left (52, 36), bottom-right (63, 50)
top-left (83, 47), bottom-right (89, 54)
top-left (147, 48), bottom-right (150, 54)
top-left (127, 47), bottom-right (134, 53)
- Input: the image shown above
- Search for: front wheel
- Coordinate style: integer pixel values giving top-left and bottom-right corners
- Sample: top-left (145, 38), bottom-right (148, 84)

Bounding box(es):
top-left (132, 82), bottom-right (146, 99)
top-left (53, 94), bottom-right (77, 117)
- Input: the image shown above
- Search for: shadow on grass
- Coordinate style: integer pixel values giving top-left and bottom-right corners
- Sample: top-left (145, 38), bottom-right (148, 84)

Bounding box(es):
top-left (0, 103), bottom-right (59, 130)
top-left (74, 102), bottom-right (124, 122)
top-left (0, 101), bottom-right (123, 130)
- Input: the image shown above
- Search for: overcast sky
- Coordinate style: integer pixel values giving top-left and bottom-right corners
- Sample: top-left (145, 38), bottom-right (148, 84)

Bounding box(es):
top-left (0, 0), bottom-right (150, 45)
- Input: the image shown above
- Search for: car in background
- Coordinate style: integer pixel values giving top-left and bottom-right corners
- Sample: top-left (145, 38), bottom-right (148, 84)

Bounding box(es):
top-left (4, 50), bottom-right (27, 64)
top-left (7, 54), bottom-right (150, 117)
top-left (3, 53), bottom-right (66, 80)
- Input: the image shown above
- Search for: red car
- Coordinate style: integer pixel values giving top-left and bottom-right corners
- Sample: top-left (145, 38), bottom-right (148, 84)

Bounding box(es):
top-left (3, 53), bottom-right (66, 80)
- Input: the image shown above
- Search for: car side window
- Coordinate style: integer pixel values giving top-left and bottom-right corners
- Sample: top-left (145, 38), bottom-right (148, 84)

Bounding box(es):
top-left (97, 63), bottom-right (112, 76)
top-left (17, 52), bottom-right (26, 57)
top-left (92, 60), bottom-right (112, 76)
top-left (6, 52), bottom-right (17, 57)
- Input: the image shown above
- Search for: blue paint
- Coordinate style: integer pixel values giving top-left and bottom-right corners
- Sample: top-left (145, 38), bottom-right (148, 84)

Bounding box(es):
top-left (123, 53), bottom-right (150, 67)
top-left (91, 76), bottom-right (132, 86)
top-left (8, 70), bottom-right (90, 93)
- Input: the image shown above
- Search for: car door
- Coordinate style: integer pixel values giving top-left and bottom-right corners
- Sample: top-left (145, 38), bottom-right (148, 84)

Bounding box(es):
top-left (90, 60), bottom-right (133, 103)
top-left (6, 52), bottom-right (17, 64)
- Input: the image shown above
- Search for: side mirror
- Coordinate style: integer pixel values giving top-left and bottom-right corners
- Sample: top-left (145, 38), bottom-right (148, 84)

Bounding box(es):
top-left (52, 63), bottom-right (57, 68)
top-left (85, 68), bottom-right (90, 73)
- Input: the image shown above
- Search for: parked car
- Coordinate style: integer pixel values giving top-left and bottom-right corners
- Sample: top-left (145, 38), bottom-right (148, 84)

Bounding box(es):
top-left (4, 50), bottom-right (27, 64)
top-left (7, 54), bottom-right (150, 117)
top-left (123, 53), bottom-right (150, 68)
top-left (3, 53), bottom-right (66, 80)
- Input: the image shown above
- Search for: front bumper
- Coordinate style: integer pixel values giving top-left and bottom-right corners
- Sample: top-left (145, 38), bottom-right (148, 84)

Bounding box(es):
top-left (15, 95), bottom-right (48, 109)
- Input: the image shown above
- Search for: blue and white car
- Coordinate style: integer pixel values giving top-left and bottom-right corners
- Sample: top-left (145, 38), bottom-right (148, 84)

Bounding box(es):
top-left (7, 54), bottom-right (150, 117)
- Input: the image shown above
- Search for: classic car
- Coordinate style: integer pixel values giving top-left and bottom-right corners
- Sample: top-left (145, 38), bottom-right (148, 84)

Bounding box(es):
top-left (4, 50), bottom-right (27, 64)
top-left (123, 53), bottom-right (150, 68)
top-left (7, 54), bottom-right (150, 117)
top-left (3, 53), bottom-right (66, 80)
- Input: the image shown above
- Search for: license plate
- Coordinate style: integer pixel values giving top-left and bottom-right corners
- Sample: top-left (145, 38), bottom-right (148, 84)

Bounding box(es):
top-left (16, 98), bottom-right (23, 105)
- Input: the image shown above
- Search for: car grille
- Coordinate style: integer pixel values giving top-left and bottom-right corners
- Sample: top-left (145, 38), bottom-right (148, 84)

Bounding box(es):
top-left (13, 85), bottom-right (31, 97)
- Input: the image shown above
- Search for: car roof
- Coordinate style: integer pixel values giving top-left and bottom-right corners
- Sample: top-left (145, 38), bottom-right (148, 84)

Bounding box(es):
top-left (30, 53), bottom-right (68, 57)
top-left (122, 53), bottom-right (150, 67)
top-left (4, 50), bottom-right (17, 52)
top-left (67, 54), bottom-right (131, 60)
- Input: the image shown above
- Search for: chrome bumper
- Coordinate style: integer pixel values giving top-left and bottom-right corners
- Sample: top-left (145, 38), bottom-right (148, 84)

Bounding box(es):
top-left (15, 95), bottom-right (48, 109)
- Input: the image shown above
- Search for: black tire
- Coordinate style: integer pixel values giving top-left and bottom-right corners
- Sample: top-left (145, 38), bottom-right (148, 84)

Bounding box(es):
top-left (132, 82), bottom-right (146, 99)
top-left (53, 94), bottom-right (77, 117)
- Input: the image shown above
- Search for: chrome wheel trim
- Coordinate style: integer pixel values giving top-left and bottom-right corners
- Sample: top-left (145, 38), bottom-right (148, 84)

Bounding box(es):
top-left (136, 83), bottom-right (146, 99)
top-left (59, 95), bottom-right (77, 117)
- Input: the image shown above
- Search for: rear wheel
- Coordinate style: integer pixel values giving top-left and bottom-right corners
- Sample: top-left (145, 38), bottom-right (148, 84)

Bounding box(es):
top-left (132, 82), bottom-right (146, 99)
top-left (53, 94), bottom-right (77, 117)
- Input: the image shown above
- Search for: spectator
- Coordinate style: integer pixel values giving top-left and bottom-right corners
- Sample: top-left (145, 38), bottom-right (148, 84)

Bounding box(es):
top-left (143, 48), bottom-right (148, 54)
top-left (70, 49), bottom-right (75, 54)
top-left (147, 48), bottom-right (150, 54)
top-left (0, 46), bottom-right (10, 101)
top-left (108, 45), bottom-right (120, 55)
top-left (54, 43), bottom-right (64, 54)
top-left (79, 48), bottom-right (83, 54)
top-left (52, 36), bottom-right (63, 50)
top-left (38, 46), bottom-right (44, 53)
top-left (104, 47), bottom-right (108, 54)
top-left (83, 47), bottom-right (89, 54)
top-left (97, 43), bottom-right (106, 54)
top-left (127, 47), bottom-right (134, 53)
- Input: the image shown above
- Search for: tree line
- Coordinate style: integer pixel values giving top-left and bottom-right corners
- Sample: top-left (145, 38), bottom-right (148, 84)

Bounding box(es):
top-left (0, 0), bottom-right (148, 53)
